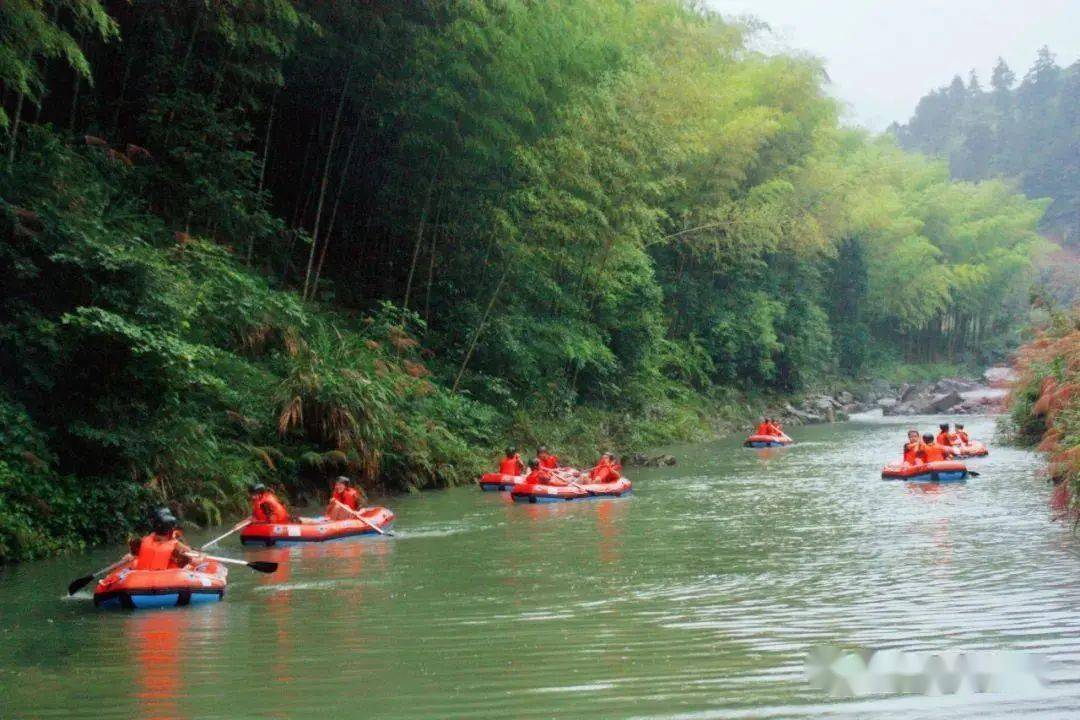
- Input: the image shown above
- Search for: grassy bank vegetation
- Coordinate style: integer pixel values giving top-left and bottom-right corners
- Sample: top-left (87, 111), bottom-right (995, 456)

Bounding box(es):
top-left (0, 1), bottom-right (1051, 561)
top-left (1006, 308), bottom-right (1080, 509)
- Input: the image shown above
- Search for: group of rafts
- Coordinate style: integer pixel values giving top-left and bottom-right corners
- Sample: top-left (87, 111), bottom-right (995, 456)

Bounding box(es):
top-left (479, 447), bottom-right (632, 502)
top-left (744, 418), bottom-right (989, 484)
top-left (71, 420), bottom-right (986, 610)
top-left (69, 478), bottom-right (394, 610)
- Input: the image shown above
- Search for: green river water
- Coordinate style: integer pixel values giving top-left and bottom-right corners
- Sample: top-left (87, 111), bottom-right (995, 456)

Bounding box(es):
top-left (2, 414), bottom-right (1080, 719)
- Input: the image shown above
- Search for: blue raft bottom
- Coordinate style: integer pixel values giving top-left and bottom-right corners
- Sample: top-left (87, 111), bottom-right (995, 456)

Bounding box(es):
top-left (744, 441), bottom-right (790, 448)
top-left (512, 491), bottom-right (632, 504)
top-left (882, 471), bottom-right (968, 484)
top-left (96, 591), bottom-right (224, 610)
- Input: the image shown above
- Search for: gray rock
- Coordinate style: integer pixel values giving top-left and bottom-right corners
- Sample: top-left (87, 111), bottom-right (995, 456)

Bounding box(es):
top-left (811, 396), bottom-right (835, 411)
top-left (837, 390), bottom-right (854, 404)
top-left (900, 384), bottom-right (924, 402)
top-left (934, 377), bottom-right (979, 394)
top-left (876, 397), bottom-right (897, 408)
top-left (912, 390), bottom-right (964, 414)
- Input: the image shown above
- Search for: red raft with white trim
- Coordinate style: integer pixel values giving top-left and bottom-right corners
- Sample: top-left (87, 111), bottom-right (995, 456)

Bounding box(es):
top-left (881, 460), bottom-right (969, 483)
top-left (743, 434), bottom-right (793, 448)
top-left (953, 441), bottom-right (988, 458)
top-left (239, 507), bottom-right (395, 546)
top-left (479, 473), bottom-right (525, 492)
top-left (510, 478), bottom-right (632, 503)
top-left (94, 560), bottom-right (227, 609)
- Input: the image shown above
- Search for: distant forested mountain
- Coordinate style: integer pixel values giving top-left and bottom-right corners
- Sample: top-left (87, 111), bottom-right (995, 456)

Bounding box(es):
top-left (892, 48), bottom-right (1079, 247)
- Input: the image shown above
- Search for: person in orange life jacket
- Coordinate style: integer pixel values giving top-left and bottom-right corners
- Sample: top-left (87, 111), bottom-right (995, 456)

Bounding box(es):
top-left (936, 423), bottom-right (957, 447)
top-left (589, 452), bottom-right (621, 483)
top-left (128, 509), bottom-right (197, 571)
top-left (523, 457), bottom-right (567, 486)
top-left (499, 446), bottom-right (525, 476)
top-left (767, 418), bottom-right (785, 436)
top-left (327, 477), bottom-right (367, 520)
top-left (955, 423), bottom-right (970, 445)
top-left (754, 418), bottom-right (772, 435)
top-left (537, 445), bottom-right (559, 470)
top-left (919, 433), bottom-right (954, 462)
top-left (249, 483), bottom-right (292, 524)
top-left (902, 429), bottom-right (925, 465)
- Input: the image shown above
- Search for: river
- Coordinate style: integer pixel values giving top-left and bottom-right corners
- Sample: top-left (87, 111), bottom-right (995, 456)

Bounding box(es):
top-left (2, 414), bottom-right (1080, 718)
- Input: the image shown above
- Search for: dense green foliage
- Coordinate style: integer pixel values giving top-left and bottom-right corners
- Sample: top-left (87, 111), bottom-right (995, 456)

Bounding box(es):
top-left (892, 48), bottom-right (1079, 303)
top-left (0, 0), bottom-right (1051, 560)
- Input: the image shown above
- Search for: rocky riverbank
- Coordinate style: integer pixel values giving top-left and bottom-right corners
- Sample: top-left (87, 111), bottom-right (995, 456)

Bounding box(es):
top-left (769, 367), bottom-right (1015, 427)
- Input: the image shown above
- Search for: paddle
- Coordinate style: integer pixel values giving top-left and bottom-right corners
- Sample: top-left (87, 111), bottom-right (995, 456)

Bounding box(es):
top-left (67, 555), bottom-right (132, 596)
top-left (201, 518), bottom-right (252, 549)
top-left (331, 499), bottom-right (393, 536)
top-left (968, 470), bottom-right (980, 477)
top-left (201, 554), bottom-right (278, 574)
top-left (551, 470), bottom-right (594, 496)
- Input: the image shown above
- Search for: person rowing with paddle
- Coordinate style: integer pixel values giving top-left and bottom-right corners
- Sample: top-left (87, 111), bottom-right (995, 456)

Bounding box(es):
top-left (249, 482), bottom-right (294, 524)
top-left (919, 432), bottom-right (955, 462)
top-left (327, 477), bottom-right (367, 521)
top-left (537, 446), bottom-right (559, 470)
top-left (955, 423), bottom-right (971, 445)
top-left (128, 508), bottom-right (200, 571)
top-left (588, 452), bottom-right (622, 483)
top-left (67, 508), bottom-right (280, 596)
top-left (523, 457), bottom-right (567, 486)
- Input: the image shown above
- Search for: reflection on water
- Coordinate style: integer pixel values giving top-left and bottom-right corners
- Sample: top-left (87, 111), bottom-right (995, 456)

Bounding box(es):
top-left (2, 414), bottom-right (1080, 719)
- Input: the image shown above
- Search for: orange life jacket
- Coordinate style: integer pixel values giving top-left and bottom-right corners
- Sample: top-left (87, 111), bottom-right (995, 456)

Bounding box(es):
top-left (754, 423), bottom-right (770, 435)
top-left (921, 443), bottom-right (949, 462)
top-left (956, 430), bottom-right (970, 444)
top-left (766, 423), bottom-right (783, 436)
top-left (936, 431), bottom-right (956, 447)
top-left (340, 487), bottom-right (362, 510)
top-left (539, 454), bottom-right (558, 470)
top-left (132, 533), bottom-right (182, 571)
top-left (253, 492), bottom-right (289, 523)
top-left (524, 468), bottom-right (551, 485)
top-left (903, 442), bottom-right (922, 465)
top-left (499, 454), bottom-right (524, 476)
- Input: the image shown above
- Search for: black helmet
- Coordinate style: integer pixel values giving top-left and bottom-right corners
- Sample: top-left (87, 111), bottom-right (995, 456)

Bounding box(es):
top-left (528, 457), bottom-right (540, 469)
top-left (152, 508), bottom-right (177, 534)
top-left (939, 423), bottom-right (950, 431)
top-left (250, 482), bottom-right (267, 495)
top-left (506, 446), bottom-right (517, 456)
top-left (335, 476), bottom-right (352, 486)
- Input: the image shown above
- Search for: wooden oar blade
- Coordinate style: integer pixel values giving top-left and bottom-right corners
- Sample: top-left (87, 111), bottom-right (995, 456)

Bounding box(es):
top-left (247, 561), bottom-right (278, 573)
top-left (67, 575), bottom-right (94, 596)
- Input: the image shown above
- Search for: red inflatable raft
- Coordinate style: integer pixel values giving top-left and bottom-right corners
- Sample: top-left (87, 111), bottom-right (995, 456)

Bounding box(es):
top-left (479, 473), bottom-right (525, 492)
top-left (881, 460), bottom-right (969, 483)
top-left (240, 507), bottom-right (395, 546)
top-left (94, 560), bottom-right (227, 609)
top-left (510, 478), bottom-right (632, 503)
top-left (743, 433), bottom-right (793, 448)
top-left (953, 441), bottom-right (988, 458)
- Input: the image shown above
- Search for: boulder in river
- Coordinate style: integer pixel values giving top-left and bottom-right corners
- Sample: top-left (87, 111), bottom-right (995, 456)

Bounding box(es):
top-left (912, 390), bottom-right (964, 414)
top-left (627, 453), bottom-right (677, 467)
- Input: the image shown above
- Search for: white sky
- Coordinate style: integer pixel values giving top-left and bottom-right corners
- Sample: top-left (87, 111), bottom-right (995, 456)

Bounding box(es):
top-left (706, 0), bottom-right (1080, 131)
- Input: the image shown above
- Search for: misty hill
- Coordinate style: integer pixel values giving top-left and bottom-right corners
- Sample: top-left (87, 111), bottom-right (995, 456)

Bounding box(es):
top-left (891, 47), bottom-right (1079, 247)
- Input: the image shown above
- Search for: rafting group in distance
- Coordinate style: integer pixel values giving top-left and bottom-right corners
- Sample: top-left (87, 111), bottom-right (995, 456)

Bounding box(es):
top-left (479, 445), bottom-right (633, 502)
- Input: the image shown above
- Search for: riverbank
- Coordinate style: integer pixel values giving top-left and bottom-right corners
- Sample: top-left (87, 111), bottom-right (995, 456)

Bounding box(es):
top-left (1004, 309), bottom-right (1080, 513)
